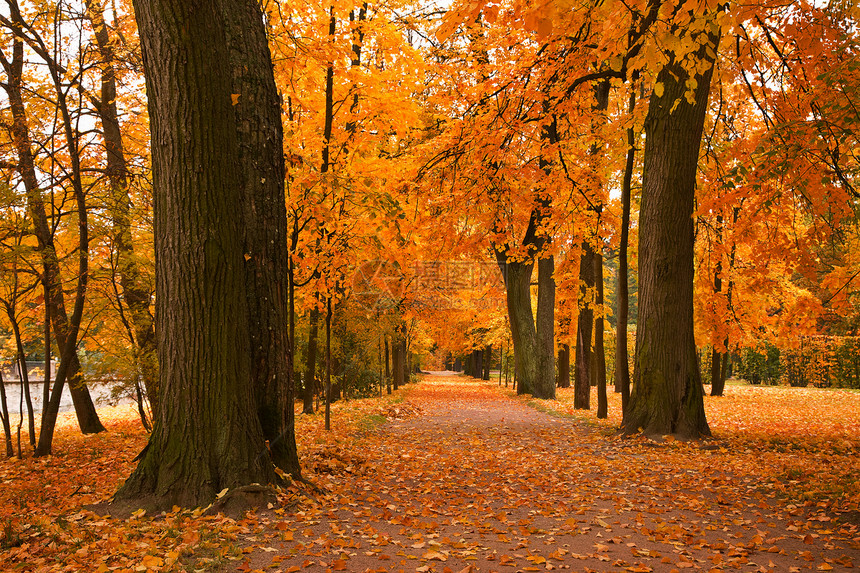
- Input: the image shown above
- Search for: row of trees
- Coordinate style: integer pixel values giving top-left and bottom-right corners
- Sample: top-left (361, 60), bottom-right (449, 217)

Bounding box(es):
top-left (0, 0), bottom-right (857, 508)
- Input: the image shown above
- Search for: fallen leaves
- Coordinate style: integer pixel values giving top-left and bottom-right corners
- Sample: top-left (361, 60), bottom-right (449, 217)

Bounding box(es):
top-left (1, 377), bottom-right (859, 573)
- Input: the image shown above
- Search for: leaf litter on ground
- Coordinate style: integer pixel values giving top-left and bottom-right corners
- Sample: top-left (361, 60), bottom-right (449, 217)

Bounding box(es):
top-left (0, 375), bottom-right (858, 572)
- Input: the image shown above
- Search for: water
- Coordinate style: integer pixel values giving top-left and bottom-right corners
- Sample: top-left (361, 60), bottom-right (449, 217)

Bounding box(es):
top-left (0, 381), bottom-right (131, 417)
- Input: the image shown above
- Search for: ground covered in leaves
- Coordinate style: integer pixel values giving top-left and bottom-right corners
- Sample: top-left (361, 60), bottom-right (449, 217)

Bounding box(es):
top-left (1, 375), bottom-right (858, 573)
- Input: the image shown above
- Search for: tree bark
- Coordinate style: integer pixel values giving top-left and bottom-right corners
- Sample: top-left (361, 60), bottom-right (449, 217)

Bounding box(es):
top-left (574, 243), bottom-right (595, 409)
top-left (616, 85), bottom-right (636, 412)
top-left (304, 305), bottom-right (320, 413)
top-left (222, 0), bottom-right (300, 474)
top-left (557, 344), bottom-right (570, 388)
top-left (622, 25), bottom-right (719, 439)
top-left (115, 0), bottom-right (279, 510)
top-left (594, 248), bottom-right (607, 419)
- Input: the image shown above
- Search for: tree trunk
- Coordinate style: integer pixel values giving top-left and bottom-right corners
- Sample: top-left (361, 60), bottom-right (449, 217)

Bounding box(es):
top-left (115, 0), bottom-right (279, 510)
top-left (0, 370), bottom-right (12, 457)
top-left (622, 25), bottom-right (719, 439)
top-left (325, 299), bottom-right (332, 431)
top-left (500, 260), bottom-right (538, 395)
top-left (557, 344), bottom-right (570, 388)
top-left (616, 85), bottom-right (636, 412)
top-left (536, 255), bottom-right (556, 398)
top-left (594, 248), bottom-right (607, 419)
top-left (0, 34), bottom-right (104, 438)
top-left (384, 335), bottom-right (391, 394)
top-left (393, 328), bottom-right (404, 390)
top-left (483, 346), bottom-right (491, 380)
top-left (85, 0), bottom-right (159, 418)
top-left (6, 308), bottom-right (35, 447)
top-left (222, 0), bottom-right (300, 475)
top-left (574, 243), bottom-right (595, 409)
top-left (304, 305), bottom-right (320, 413)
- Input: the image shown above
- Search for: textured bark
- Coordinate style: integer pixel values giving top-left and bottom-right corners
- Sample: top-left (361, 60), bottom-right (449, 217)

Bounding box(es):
top-left (85, 0), bottom-right (159, 417)
top-left (493, 112), bottom-right (557, 400)
top-left (557, 344), bottom-right (570, 388)
top-left (536, 256), bottom-right (556, 398)
top-left (710, 217), bottom-right (726, 397)
top-left (622, 26), bottom-right (719, 439)
top-left (574, 243), bottom-right (595, 409)
top-left (303, 306), bottom-right (320, 413)
top-left (0, 34), bottom-right (104, 438)
top-left (616, 86), bottom-right (636, 412)
top-left (499, 260), bottom-right (538, 395)
top-left (482, 346), bottom-right (491, 380)
top-left (594, 250), bottom-right (607, 419)
top-left (115, 0), bottom-right (278, 510)
top-left (223, 0), bottom-right (299, 475)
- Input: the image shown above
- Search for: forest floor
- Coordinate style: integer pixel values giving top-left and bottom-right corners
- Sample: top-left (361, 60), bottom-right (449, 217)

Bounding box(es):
top-left (0, 374), bottom-right (858, 573)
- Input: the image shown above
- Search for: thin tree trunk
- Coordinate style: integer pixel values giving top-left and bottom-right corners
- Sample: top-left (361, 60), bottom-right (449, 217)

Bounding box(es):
top-left (384, 335), bottom-right (391, 394)
top-left (325, 298), bottom-right (332, 431)
top-left (0, 370), bottom-right (12, 457)
top-left (0, 31), bottom-right (104, 440)
top-left (574, 243), bottom-right (595, 409)
top-left (43, 278), bottom-right (50, 416)
top-left (8, 312), bottom-right (35, 447)
top-left (616, 84), bottom-right (636, 413)
top-left (594, 248), bottom-right (607, 419)
top-left (304, 305), bottom-right (319, 413)
top-left (557, 344), bottom-right (570, 388)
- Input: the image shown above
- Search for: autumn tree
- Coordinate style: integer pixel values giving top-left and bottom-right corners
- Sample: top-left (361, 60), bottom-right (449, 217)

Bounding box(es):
top-left (0, 1), bottom-right (106, 447)
top-left (114, 0), bottom-right (296, 510)
top-left (622, 9), bottom-right (720, 439)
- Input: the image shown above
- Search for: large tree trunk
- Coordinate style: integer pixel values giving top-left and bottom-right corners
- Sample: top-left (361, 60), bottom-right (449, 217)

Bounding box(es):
top-left (224, 0), bottom-right (300, 475)
top-left (622, 25), bottom-right (719, 439)
top-left (574, 243), bottom-right (594, 409)
top-left (85, 0), bottom-right (158, 418)
top-left (0, 35), bottom-right (104, 438)
top-left (115, 0), bottom-right (279, 510)
top-left (500, 260), bottom-right (538, 395)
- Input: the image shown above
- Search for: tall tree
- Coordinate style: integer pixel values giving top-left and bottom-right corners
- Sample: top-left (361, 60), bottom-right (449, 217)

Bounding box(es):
top-left (622, 16), bottom-right (719, 439)
top-left (615, 81), bottom-right (637, 413)
top-left (115, 0), bottom-right (287, 510)
top-left (0, 10), bottom-right (106, 443)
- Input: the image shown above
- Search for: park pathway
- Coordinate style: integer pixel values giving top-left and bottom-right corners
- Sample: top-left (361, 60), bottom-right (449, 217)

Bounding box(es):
top-left (229, 375), bottom-right (858, 573)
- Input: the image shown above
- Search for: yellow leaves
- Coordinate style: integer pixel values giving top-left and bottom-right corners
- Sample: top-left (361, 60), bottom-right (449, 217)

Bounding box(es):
top-left (140, 554), bottom-right (164, 568)
top-left (653, 82), bottom-right (665, 98)
top-left (423, 549), bottom-right (448, 560)
top-left (231, 93), bottom-right (241, 105)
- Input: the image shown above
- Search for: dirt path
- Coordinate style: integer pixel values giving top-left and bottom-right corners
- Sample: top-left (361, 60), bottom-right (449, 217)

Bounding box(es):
top-left (227, 375), bottom-right (859, 573)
